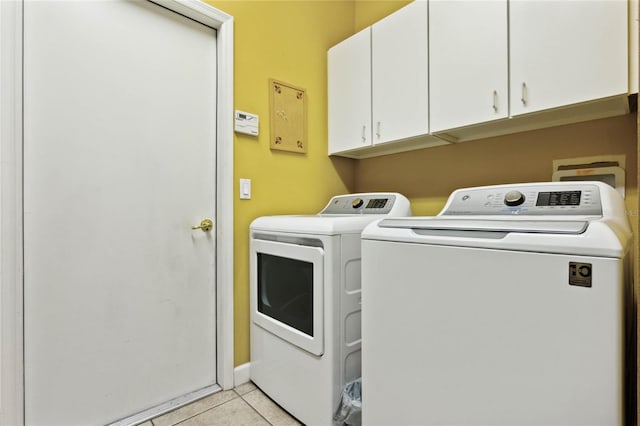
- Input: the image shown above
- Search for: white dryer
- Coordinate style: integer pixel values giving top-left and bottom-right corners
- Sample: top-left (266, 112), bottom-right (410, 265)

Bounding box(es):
top-left (250, 193), bottom-right (411, 425)
top-left (361, 182), bottom-right (633, 426)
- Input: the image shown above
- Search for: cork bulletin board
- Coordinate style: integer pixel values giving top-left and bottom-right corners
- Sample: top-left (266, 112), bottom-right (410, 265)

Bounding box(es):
top-left (269, 79), bottom-right (307, 154)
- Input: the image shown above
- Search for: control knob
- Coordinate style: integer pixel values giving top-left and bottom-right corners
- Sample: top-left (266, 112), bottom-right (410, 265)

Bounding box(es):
top-left (504, 190), bottom-right (525, 207)
top-left (352, 198), bottom-right (364, 209)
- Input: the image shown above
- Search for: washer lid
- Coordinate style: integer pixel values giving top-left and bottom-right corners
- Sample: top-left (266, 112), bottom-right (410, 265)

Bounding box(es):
top-left (363, 217), bottom-right (629, 258)
top-left (378, 218), bottom-right (589, 234)
top-left (251, 192), bottom-right (412, 235)
top-left (251, 214), bottom-right (392, 235)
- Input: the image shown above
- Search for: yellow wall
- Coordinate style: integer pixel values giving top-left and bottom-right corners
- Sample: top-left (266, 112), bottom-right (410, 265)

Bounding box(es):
top-left (354, 0), bottom-right (412, 32)
top-left (206, 0), bottom-right (357, 366)
top-left (636, 17), bottom-right (640, 423)
top-left (353, 0), bottom-right (637, 231)
top-left (356, 114), bottom-right (638, 236)
top-left (353, 0), bottom-right (638, 238)
top-left (207, 0), bottom-right (638, 370)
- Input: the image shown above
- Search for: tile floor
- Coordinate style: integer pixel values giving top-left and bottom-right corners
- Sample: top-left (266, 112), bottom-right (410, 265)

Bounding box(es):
top-left (140, 382), bottom-right (301, 426)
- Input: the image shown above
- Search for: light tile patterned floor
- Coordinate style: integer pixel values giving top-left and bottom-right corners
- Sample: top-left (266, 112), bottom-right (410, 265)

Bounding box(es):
top-left (142, 382), bottom-right (302, 426)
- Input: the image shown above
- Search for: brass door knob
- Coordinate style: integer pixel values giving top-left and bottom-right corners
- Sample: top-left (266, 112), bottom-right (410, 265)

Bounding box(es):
top-left (192, 218), bottom-right (213, 232)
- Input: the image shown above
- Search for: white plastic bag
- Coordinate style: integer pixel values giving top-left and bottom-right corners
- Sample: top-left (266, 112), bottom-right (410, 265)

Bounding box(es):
top-left (333, 378), bottom-right (361, 425)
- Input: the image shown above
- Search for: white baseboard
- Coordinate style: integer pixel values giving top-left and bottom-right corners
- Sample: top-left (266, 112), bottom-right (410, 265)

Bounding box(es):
top-left (234, 362), bottom-right (251, 387)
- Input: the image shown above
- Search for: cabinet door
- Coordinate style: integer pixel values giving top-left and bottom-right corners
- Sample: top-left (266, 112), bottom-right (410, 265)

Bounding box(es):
top-left (429, 0), bottom-right (508, 132)
top-left (372, 0), bottom-right (428, 145)
top-left (328, 28), bottom-right (372, 154)
top-left (510, 0), bottom-right (628, 116)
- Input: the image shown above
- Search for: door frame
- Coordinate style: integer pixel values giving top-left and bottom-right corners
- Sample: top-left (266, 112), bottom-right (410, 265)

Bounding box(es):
top-left (0, 1), bottom-right (235, 424)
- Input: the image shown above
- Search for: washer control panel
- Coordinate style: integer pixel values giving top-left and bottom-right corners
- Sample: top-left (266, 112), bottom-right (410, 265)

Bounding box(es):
top-left (321, 193), bottom-right (399, 215)
top-left (442, 184), bottom-right (603, 216)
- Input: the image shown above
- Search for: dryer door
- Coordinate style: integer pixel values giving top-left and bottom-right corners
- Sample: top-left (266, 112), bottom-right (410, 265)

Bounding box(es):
top-left (250, 239), bottom-right (324, 356)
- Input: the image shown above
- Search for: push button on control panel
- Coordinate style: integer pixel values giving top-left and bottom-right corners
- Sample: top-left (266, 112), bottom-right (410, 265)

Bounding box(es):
top-left (504, 190), bottom-right (525, 207)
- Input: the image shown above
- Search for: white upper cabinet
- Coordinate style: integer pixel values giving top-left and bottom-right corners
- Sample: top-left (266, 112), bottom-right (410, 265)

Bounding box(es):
top-left (429, 0), bottom-right (508, 133)
top-left (328, 1), bottom-right (446, 157)
top-left (328, 0), bottom-right (630, 157)
top-left (509, 0), bottom-right (628, 116)
top-left (328, 27), bottom-right (372, 154)
top-left (372, 0), bottom-right (429, 145)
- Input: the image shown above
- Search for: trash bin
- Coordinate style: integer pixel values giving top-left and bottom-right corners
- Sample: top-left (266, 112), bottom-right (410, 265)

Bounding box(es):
top-left (334, 378), bottom-right (361, 425)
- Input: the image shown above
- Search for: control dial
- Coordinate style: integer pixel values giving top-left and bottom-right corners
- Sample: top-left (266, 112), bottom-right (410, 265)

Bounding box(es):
top-left (352, 198), bottom-right (364, 209)
top-left (504, 190), bottom-right (525, 207)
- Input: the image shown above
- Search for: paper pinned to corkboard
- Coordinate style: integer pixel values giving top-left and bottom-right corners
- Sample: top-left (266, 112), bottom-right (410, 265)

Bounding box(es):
top-left (269, 79), bottom-right (307, 154)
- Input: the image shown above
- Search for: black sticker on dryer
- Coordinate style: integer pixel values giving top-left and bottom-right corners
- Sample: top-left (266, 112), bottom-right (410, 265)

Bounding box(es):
top-left (569, 262), bottom-right (592, 287)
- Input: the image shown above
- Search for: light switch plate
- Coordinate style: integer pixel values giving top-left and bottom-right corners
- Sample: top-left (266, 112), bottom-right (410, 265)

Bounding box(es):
top-left (239, 178), bottom-right (251, 199)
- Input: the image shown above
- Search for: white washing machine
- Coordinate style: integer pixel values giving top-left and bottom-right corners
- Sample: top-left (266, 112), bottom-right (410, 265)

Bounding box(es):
top-left (361, 182), bottom-right (633, 426)
top-left (250, 193), bottom-right (411, 425)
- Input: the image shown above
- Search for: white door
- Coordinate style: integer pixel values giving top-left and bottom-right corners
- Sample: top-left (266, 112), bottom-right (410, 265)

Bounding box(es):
top-left (509, 0), bottom-right (628, 116)
top-left (23, 1), bottom-right (218, 424)
top-left (328, 27), bottom-right (372, 154)
top-left (371, 0), bottom-right (428, 144)
top-left (429, 0), bottom-right (508, 132)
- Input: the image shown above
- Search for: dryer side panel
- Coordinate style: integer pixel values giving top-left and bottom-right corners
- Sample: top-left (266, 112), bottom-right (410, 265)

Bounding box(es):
top-left (340, 234), bottom-right (363, 388)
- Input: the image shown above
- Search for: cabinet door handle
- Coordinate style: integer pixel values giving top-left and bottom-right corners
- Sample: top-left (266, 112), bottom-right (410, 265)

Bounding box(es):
top-left (376, 121), bottom-right (381, 138)
top-left (521, 82), bottom-right (528, 106)
top-left (361, 125), bottom-right (367, 142)
top-left (492, 90), bottom-right (498, 113)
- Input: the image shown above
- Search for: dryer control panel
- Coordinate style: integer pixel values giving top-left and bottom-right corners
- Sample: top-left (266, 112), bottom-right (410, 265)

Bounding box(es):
top-left (441, 183), bottom-right (603, 216)
top-left (320, 193), bottom-right (410, 215)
